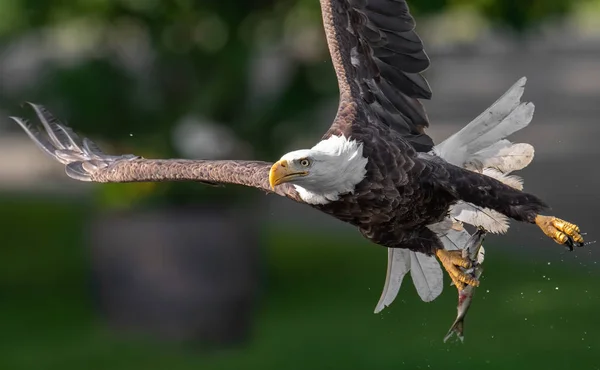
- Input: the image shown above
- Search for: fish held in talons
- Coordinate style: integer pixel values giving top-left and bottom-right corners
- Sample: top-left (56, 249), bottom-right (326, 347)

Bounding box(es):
top-left (443, 228), bottom-right (487, 343)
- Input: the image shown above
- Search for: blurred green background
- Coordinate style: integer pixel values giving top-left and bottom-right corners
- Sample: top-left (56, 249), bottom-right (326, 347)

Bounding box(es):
top-left (1, 1), bottom-right (600, 370)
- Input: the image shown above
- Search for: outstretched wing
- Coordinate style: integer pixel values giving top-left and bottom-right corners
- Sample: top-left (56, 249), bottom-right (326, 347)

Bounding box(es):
top-left (10, 104), bottom-right (300, 200)
top-left (320, 0), bottom-right (434, 151)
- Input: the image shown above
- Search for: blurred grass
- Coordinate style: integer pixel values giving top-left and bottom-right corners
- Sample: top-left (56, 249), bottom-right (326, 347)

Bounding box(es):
top-left (0, 197), bottom-right (599, 370)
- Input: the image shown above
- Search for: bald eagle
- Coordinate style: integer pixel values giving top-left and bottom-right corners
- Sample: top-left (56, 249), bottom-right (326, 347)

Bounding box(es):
top-left (10, 0), bottom-right (586, 303)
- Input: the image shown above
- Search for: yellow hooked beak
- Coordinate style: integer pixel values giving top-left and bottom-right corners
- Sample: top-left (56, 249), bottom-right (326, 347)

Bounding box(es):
top-left (269, 160), bottom-right (308, 190)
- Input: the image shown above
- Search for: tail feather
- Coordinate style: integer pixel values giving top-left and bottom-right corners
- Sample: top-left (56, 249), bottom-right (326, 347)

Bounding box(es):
top-left (374, 248), bottom-right (411, 313)
top-left (471, 142), bottom-right (534, 174)
top-left (434, 77), bottom-right (530, 167)
top-left (469, 102), bottom-right (534, 154)
top-left (409, 252), bottom-right (443, 302)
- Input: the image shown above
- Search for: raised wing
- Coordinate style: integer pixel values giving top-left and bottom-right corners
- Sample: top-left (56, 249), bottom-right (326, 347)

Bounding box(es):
top-left (320, 0), bottom-right (434, 151)
top-left (10, 104), bottom-right (300, 200)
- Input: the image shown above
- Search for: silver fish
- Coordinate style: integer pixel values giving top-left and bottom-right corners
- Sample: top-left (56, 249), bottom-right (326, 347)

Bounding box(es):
top-left (443, 228), bottom-right (487, 343)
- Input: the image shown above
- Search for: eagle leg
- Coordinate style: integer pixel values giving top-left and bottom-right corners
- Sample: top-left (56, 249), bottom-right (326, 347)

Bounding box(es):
top-left (534, 215), bottom-right (588, 251)
top-left (435, 249), bottom-right (479, 291)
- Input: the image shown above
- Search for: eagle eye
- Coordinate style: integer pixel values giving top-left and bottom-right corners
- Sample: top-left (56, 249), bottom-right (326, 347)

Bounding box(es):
top-left (299, 158), bottom-right (310, 167)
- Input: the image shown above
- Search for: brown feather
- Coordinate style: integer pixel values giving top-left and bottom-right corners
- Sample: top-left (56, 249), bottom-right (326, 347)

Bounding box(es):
top-left (319, 0), bottom-right (434, 151)
top-left (9, 104), bottom-right (301, 202)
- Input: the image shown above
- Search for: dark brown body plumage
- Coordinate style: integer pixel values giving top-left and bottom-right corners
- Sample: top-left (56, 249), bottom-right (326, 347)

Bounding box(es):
top-left (11, 0), bottom-right (548, 257)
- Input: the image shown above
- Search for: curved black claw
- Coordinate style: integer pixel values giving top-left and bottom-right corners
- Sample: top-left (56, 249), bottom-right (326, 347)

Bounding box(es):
top-left (564, 234), bottom-right (595, 251)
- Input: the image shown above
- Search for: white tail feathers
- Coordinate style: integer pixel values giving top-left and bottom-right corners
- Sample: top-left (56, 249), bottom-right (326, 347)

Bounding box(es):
top-left (374, 248), bottom-right (443, 313)
top-left (409, 252), bottom-right (443, 302)
top-left (469, 102), bottom-right (534, 154)
top-left (374, 248), bottom-right (411, 313)
top-left (469, 142), bottom-right (534, 174)
top-left (375, 77), bottom-right (537, 312)
top-left (433, 77), bottom-right (533, 167)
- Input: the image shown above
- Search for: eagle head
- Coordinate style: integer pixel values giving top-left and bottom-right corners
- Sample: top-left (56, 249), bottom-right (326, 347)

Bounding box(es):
top-left (269, 135), bottom-right (368, 204)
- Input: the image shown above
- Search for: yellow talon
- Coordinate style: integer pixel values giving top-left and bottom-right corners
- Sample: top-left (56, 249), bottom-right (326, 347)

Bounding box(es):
top-left (535, 215), bottom-right (586, 249)
top-left (552, 218), bottom-right (580, 235)
top-left (553, 231), bottom-right (568, 244)
top-left (436, 249), bottom-right (479, 290)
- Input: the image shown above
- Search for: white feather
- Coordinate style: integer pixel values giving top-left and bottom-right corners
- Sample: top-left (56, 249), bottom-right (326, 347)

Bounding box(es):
top-left (477, 246), bottom-right (486, 265)
top-left (472, 142), bottom-right (534, 175)
top-left (433, 77), bottom-right (530, 167)
top-left (482, 168), bottom-right (524, 190)
top-left (437, 227), bottom-right (473, 251)
top-left (281, 135), bottom-right (369, 205)
top-left (427, 219), bottom-right (454, 234)
top-left (451, 202), bottom-right (510, 234)
top-left (374, 248), bottom-right (411, 313)
top-left (409, 252), bottom-right (443, 302)
top-left (470, 102), bottom-right (535, 153)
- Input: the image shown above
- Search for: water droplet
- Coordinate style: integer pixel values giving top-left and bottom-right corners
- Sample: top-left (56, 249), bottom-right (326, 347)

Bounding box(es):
top-left (548, 262), bottom-right (551, 265)
top-left (486, 289), bottom-right (490, 293)
top-left (525, 317), bottom-right (528, 321)
top-left (537, 290), bottom-right (542, 293)
top-left (556, 287), bottom-right (559, 290)
top-left (129, 133), bottom-right (133, 137)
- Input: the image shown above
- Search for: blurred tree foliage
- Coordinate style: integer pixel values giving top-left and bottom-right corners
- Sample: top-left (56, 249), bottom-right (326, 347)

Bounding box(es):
top-left (411, 0), bottom-right (584, 31)
top-left (453, 0), bottom-right (578, 32)
top-left (0, 0), bottom-right (588, 207)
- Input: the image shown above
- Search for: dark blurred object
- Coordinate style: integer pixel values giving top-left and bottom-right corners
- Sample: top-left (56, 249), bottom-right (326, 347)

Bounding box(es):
top-left (87, 205), bottom-right (261, 346)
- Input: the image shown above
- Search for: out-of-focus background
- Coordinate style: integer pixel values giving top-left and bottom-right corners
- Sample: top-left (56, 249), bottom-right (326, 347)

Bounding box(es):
top-left (1, 1), bottom-right (600, 369)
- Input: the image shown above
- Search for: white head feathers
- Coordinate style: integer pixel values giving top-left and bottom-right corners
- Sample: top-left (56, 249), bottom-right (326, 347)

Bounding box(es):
top-left (278, 135), bottom-right (368, 204)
